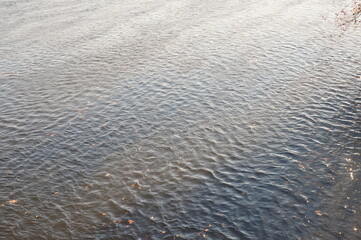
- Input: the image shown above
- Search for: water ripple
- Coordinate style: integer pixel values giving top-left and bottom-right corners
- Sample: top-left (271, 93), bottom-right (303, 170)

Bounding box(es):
top-left (1, 0), bottom-right (361, 239)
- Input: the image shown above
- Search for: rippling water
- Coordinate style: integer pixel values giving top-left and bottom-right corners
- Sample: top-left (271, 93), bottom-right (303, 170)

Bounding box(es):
top-left (1, 0), bottom-right (360, 239)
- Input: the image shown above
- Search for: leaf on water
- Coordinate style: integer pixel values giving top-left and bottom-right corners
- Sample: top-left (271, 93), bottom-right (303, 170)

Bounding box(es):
top-left (8, 200), bottom-right (17, 204)
top-left (161, 231), bottom-right (166, 234)
top-left (315, 210), bottom-right (322, 216)
top-left (105, 173), bottom-right (110, 177)
top-left (101, 213), bottom-right (108, 216)
top-left (204, 229), bottom-right (209, 232)
top-left (84, 186), bottom-right (91, 189)
top-left (298, 163), bottom-right (305, 169)
top-left (130, 183), bottom-right (141, 189)
top-left (128, 220), bottom-right (134, 224)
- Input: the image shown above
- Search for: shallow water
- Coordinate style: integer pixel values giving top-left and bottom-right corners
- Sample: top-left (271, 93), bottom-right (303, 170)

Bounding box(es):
top-left (0, 0), bottom-right (360, 239)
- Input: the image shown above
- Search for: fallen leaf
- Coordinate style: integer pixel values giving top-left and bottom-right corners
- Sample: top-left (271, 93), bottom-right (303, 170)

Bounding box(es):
top-left (8, 200), bottom-right (17, 204)
top-left (128, 220), bottom-right (134, 224)
top-left (315, 210), bottom-right (322, 216)
top-left (101, 213), bottom-right (108, 216)
top-left (298, 164), bottom-right (305, 169)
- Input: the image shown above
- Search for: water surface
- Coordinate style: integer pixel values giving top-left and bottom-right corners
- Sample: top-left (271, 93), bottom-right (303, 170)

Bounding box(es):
top-left (0, 0), bottom-right (360, 239)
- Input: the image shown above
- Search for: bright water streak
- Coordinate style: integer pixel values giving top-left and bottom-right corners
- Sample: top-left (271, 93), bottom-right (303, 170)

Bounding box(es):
top-left (0, 0), bottom-right (360, 239)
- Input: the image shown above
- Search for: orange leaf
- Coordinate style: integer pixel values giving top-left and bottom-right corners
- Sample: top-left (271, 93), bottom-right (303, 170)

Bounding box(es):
top-left (315, 210), bottom-right (322, 216)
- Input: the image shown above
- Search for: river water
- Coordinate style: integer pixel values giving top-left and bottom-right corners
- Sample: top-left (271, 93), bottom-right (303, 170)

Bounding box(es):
top-left (0, 0), bottom-right (360, 239)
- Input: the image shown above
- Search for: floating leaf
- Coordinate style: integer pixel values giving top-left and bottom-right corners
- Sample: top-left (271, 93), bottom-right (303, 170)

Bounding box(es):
top-left (46, 132), bottom-right (56, 137)
top-left (128, 220), bottom-right (134, 224)
top-left (315, 210), bottom-right (322, 216)
top-left (8, 200), bottom-right (17, 204)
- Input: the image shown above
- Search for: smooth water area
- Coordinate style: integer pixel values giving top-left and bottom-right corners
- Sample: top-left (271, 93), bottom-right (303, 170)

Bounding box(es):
top-left (0, 0), bottom-right (360, 239)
